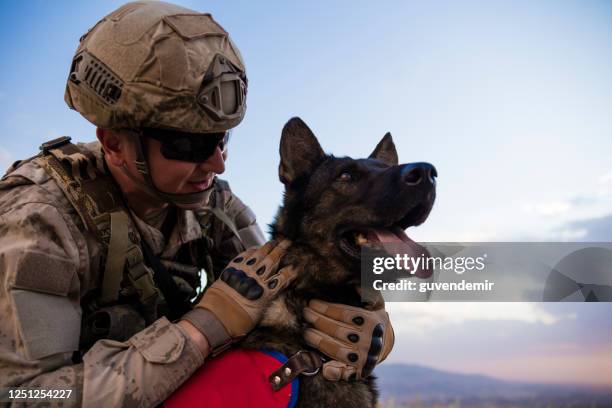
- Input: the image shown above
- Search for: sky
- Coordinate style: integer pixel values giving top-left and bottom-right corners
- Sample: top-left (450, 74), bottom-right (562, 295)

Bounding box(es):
top-left (0, 0), bottom-right (611, 387)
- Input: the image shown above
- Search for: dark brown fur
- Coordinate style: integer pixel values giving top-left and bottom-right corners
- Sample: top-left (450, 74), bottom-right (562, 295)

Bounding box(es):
top-left (241, 117), bottom-right (436, 407)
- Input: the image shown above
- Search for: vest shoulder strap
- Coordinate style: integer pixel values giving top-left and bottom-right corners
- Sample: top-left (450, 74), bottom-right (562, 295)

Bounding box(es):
top-left (37, 137), bottom-right (158, 307)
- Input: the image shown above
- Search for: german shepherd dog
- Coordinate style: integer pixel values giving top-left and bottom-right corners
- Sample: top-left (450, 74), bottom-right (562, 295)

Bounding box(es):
top-left (241, 117), bottom-right (436, 407)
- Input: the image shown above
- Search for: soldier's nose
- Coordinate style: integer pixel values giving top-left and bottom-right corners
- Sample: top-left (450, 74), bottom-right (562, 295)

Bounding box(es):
top-left (400, 162), bottom-right (437, 186)
top-left (198, 146), bottom-right (225, 174)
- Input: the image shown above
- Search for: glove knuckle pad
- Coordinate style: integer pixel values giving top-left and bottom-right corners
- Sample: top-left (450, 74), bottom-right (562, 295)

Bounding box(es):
top-left (222, 267), bottom-right (264, 300)
top-left (244, 281), bottom-right (264, 300)
top-left (267, 278), bottom-right (278, 289)
top-left (221, 267), bottom-right (244, 286)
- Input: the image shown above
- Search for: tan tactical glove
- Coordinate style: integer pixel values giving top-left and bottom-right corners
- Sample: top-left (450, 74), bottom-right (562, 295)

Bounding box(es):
top-left (182, 240), bottom-right (296, 355)
top-left (303, 296), bottom-right (394, 381)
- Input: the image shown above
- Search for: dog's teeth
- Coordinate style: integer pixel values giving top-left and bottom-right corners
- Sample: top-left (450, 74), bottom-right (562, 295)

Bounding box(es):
top-left (355, 233), bottom-right (368, 245)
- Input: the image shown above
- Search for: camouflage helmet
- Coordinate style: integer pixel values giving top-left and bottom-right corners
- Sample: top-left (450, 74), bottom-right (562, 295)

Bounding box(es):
top-left (65, 1), bottom-right (247, 133)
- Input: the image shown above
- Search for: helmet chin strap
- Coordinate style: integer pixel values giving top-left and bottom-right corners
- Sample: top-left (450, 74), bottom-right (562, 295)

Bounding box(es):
top-left (120, 133), bottom-right (214, 207)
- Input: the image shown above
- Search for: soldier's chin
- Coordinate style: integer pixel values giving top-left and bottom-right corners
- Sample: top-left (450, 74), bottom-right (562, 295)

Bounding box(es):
top-left (158, 183), bottom-right (215, 210)
top-left (174, 201), bottom-right (203, 211)
top-left (172, 193), bottom-right (213, 210)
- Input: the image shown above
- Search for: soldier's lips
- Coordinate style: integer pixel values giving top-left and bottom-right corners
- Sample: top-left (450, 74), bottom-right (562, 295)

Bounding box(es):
top-left (188, 176), bottom-right (213, 191)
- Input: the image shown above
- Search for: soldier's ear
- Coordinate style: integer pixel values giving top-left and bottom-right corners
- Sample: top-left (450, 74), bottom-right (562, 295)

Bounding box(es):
top-left (369, 132), bottom-right (398, 166)
top-left (97, 128), bottom-right (127, 167)
top-left (279, 117), bottom-right (325, 186)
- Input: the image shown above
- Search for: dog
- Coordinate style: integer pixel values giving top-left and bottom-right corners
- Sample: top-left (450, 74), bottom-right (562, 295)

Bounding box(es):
top-left (241, 117), bottom-right (437, 407)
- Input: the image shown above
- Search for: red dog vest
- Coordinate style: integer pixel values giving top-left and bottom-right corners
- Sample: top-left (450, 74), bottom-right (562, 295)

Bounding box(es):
top-left (165, 349), bottom-right (298, 408)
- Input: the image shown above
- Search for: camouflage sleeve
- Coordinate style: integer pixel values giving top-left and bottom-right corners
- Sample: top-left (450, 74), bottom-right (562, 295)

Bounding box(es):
top-left (0, 202), bottom-right (85, 405)
top-left (209, 181), bottom-right (266, 277)
top-left (82, 317), bottom-right (204, 407)
top-left (0, 202), bottom-right (204, 407)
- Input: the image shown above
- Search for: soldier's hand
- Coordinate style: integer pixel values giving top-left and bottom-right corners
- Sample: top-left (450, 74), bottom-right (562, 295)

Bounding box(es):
top-left (182, 240), bottom-right (296, 355)
top-left (302, 296), bottom-right (394, 381)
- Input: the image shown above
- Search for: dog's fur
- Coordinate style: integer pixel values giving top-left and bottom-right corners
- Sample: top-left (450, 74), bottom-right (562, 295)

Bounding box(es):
top-left (241, 117), bottom-right (436, 407)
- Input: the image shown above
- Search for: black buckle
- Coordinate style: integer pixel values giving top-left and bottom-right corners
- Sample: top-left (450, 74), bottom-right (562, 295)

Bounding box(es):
top-left (40, 136), bottom-right (71, 154)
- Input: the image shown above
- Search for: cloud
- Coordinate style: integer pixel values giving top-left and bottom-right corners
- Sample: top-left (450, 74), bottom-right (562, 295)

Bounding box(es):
top-left (599, 171), bottom-right (612, 185)
top-left (454, 231), bottom-right (498, 242)
top-left (563, 170), bottom-right (612, 207)
top-left (562, 213), bottom-right (612, 241)
top-left (521, 201), bottom-right (572, 216)
top-left (597, 171), bottom-right (612, 197)
top-left (513, 171), bottom-right (612, 241)
top-left (521, 170), bottom-right (612, 218)
top-left (540, 227), bottom-right (588, 241)
top-left (387, 303), bottom-right (571, 334)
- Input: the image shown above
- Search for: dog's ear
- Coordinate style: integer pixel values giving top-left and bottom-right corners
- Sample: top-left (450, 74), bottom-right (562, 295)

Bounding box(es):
top-left (369, 132), bottom-right (398, 166)
top-left (279, 117), bottom-right (325, 185)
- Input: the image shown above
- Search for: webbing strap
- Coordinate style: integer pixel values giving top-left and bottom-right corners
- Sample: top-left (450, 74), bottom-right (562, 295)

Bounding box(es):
top-left (202, 206), bottom-right (243, 247)
top-left (140, 239), bottom-right (192, 320)
top-left (49, 147), bottom-right (97, 181)
top-left (100, 211), bottom-right (130, 303)
top-left (38, 153), bottom-right (102, 241)
top-left (38, 140), bottom-right (160, 309)
top-left (126, 245), bottom-right (158, 306)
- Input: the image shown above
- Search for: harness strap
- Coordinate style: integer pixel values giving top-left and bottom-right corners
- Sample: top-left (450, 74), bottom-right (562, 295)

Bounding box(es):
top-left (48, 145), bottom-right (97, 181)
top-left (140, 239), bottom-right (192, 320)
top-left (100, 211), bottom-right (130, 303)
top-left (125, 245), bottom-right (159, 307)
top-left (269, 350), bottom-right (323, 392)
top-left (199, 178), bottom-right (245, 250)
top-left (37, 138), bottom-right (160, 310)
top-left (201, 205), bottom-right (243, 244)
top-left (39, 151), bottom-right (104, 241)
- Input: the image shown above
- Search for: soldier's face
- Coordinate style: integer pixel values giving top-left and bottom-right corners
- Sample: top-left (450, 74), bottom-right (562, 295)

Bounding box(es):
top-left (145, 137), bottom-right (226, 196)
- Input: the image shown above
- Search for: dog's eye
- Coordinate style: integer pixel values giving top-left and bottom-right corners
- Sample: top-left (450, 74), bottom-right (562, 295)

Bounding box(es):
top-left (338, 172), bottom-right (353, 182)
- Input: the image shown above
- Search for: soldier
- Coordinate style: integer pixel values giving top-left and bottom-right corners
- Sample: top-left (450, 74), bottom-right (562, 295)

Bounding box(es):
top-left (0, 1), bottom-right (394, 406)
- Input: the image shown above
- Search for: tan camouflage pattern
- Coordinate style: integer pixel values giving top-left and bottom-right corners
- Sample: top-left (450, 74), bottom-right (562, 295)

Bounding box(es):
top-left (65, 1), bottom-right (247, 133)
top-left (0, 141), bottom-right (263, 406)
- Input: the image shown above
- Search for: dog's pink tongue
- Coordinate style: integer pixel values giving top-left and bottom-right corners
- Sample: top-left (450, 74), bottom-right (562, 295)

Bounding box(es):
top-left (367, 228), bottom-right (432, 278)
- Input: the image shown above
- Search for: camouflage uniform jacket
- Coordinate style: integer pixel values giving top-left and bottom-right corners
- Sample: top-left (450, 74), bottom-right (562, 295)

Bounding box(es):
top-left (0, 141), bottom-right (265, 407)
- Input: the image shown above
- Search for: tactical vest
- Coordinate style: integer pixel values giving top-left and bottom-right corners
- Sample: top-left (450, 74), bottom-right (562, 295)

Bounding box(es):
top-left (6, 136), bottom-right (251, 353)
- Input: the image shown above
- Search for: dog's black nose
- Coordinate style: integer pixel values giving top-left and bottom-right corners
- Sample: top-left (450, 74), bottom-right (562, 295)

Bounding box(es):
top-left (401, 162), bottom-right (437, 186)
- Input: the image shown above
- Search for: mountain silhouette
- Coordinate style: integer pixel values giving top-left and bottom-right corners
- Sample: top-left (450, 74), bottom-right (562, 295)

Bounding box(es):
top-left (375, 363), bottom-right (612, 405)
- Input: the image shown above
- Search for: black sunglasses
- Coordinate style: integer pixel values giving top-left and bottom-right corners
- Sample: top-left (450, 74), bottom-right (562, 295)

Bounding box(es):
top-left (141, 128), bottom-right (231, 163)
